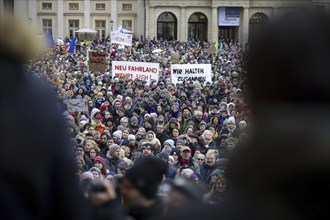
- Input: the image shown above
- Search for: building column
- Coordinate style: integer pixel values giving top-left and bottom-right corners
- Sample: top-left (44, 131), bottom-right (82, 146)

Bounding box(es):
top-left (111, 0), bottom-right (117, 29)
top-left (242, 7), bottom-right (249, 43)
top-left (84, 0), bottom-right (90, 28)
top-left (211, 6), bottom-right (218, 42)
top-left (180, 7), bottom-right (186, 41)
top-left (28, 0), bottom-right (37, 26)
top-left (137, 0), bottom-right (145, 40)
top-left (57, 0), bottom-right (64, 39)
top-left (149, 6), bottom-right (155, 38)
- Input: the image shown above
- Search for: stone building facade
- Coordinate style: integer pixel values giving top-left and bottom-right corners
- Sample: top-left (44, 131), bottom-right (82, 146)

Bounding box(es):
top-left (2, 0), bottom-right (329, 43)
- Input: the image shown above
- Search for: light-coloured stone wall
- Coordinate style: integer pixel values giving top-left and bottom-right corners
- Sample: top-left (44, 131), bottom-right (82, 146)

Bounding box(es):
top-left (12, 0), bottom-right (330, 41)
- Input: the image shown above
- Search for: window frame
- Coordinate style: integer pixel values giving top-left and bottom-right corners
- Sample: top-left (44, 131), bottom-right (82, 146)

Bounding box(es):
top-left (122, 19), bottom-right (132, 31)
top-left (95, 3), bottom-right (106, 11)
top-left (122, 3), bottom-right (133, 11)
top-left (42, 2), bottom-right (52, 10)
top-left (42, 19), bottom-right (52, 34)
top-left (69, 2), bottom-right (79, 10)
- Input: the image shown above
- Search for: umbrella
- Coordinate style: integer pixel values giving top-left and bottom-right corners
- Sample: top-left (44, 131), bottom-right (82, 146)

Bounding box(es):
top-left (75, 28), bottom-right (97, 41)
top-left (75, 28), bottom-right (97, 33)
top-left (152, 49), bottom-right (163, 54)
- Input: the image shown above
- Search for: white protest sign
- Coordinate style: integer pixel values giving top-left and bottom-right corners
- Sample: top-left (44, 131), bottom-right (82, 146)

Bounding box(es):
top-left (110, 31), bottom-right (133, 46)
top-left (171, 64), bottom-right (212, 85)
top-left (65, 99), bottom-right (88, 112)
top-left (112, 61), bottom-right (159, 83)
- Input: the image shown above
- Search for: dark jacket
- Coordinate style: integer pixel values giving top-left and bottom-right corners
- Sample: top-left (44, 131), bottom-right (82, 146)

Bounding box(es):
top-left (104, 154), bottom-right (123, 173)
top-left (199, 163), bottom-right (218, 184)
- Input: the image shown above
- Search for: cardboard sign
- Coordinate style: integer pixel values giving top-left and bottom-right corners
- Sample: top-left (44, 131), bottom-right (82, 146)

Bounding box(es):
top-left (112, 61), bottom-right (159, 83)
top-left (89, 51), bottom-right (107, 72)
top-left (65, 99), bottom-right (88, 112)
top-left (171, 64), bottom-right (212, 85)
top-left (111, 32), bottom-right (133, 46)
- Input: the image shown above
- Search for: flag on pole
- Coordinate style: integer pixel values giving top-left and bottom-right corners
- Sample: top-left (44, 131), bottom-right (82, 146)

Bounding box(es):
top-left (215, 40), bottom-right (219, 51)
top-left (62, 37), bottom-right (76, 53)
top-left (46, 32), bottom-right (54, 48)
top-left (115, 25), bottom-right (123, 33)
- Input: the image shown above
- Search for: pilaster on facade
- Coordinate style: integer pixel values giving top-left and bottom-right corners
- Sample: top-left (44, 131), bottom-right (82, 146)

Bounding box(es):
top-left (28, 0), bottom-right (37, 26)
top-left (84, 0), bottom-right (90, 28)
top-left (111, 0), bottom-right (117, 29)
top-left (242, 6), bottom-right (249, 43)
top-left (57, 0), bottom-right (64, 39)
top-left (180, 6), bottom-right (186, 41)
top-left (149, 6), bottom-right (155, 38)
top-left (211, 6), bottom-right (218, 42)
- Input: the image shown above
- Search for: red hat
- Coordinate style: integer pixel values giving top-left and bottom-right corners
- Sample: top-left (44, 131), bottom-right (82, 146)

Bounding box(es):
top-left (94, 156), bottom-right (105, 166)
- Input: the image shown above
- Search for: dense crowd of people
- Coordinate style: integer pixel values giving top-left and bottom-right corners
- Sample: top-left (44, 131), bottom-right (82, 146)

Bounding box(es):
top-left (2, 8), bottom-right (329, 220)
top-left (24, 35), bottom-right (251, 218)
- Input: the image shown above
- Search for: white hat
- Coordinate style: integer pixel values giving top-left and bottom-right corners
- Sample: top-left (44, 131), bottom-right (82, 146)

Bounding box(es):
top-left (227, 116), bottom-right (236, 124)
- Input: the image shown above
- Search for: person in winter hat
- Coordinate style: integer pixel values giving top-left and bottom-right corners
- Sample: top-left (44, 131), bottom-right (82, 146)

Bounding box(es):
top-left (162, 139), bottom-right (175, 154)
top-left (158, 152), bottom-right (177, 180)
top-left (89, 167), bottom-right (101, 179)
top-left (93, 156), bottom-right (108, 176)
top-left (112, 130), bottom-right (122, 144)
top-left (105, 144), bottom-right (123, 173)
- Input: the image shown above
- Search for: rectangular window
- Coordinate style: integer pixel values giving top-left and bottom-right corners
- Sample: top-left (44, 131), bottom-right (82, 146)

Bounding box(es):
top-left (122, 3), bottom-right (132, 11)
top-left (95, 20), bottom-right (106, 40)
top-left (122, 20), bottom-right (132, 31)
top-left (69, 3), bottom-right (79, 10)
top-left (42, 3), bottom-right (52, 10)
top-left (69, 20), bottom-right (79, 39)
top-left (42, 19), bottom-right (52, 34)
top-left (96, 3), bottom-right (106, 10)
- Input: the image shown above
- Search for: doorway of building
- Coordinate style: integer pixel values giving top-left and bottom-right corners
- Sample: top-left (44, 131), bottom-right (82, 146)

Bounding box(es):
top-left (157, 12), bottom-right (177, 41)
top-left (188, 12), bottom-right (208, 41)
top-left (219, 26), bottom-right (238, 41)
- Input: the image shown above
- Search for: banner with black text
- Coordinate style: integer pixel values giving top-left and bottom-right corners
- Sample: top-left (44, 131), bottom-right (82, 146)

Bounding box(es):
top-left (112, 61), bottom-right (159, 83)
top-left (171, 64), bottom-right (212, 85)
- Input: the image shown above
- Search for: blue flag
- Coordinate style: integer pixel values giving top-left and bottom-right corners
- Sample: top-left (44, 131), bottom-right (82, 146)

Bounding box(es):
top-left (68, 37), bottom-right (76, 53)
top-left (46, 32), bottom-right (54, 48)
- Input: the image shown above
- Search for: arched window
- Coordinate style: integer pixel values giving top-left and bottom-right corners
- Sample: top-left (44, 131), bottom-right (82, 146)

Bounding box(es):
top-left (157, 12), bottom-right (177, 41)
top-left (188, 12), bottom-right (208, 41)
top-left (249, 12), bottom-right (269, 42)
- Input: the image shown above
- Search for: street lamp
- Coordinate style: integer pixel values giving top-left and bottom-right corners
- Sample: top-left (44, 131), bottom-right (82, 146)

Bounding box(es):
top-left (110, 20), bottom-right (114, 32)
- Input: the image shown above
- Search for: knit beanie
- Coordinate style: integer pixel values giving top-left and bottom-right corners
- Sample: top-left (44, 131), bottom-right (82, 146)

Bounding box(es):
top-left (128, 134), bottom-right (136, 141)
top-left (108, 144), bottom-right (121, 156)
top-left (112, 130), bottom-right (122, 139)
top-left (94, 156), bottom-right (105, 166)
top-left (89, 167), bottom-right (101, 176)
top-left (164, 139), bottom-right (175, 148)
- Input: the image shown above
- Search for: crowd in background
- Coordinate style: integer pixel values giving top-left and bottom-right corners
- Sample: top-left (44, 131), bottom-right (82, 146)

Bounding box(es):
top-left (26, 36), bottom-right (251, 218)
